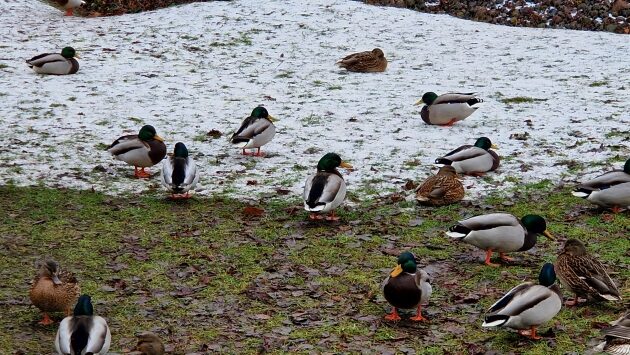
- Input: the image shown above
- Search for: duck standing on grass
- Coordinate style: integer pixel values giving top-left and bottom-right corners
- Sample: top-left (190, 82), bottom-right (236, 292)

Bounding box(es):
top-left (482, 263), bottom-right (562, 340)
top-left (415, 92), bottom-right (483, 126)
top-left (303, 153), bottom-right (353, 221)
top-left (107, 125), bottom-right (167, 179)
top-left (555, 239), bottom-right (621, 306)
top-left (435, 137), bottom-right (500, 176)
top-left (337, 48), bottom-right (387, 72)
top-left (161, 142), bottom-right (199, 199)
top-left (571, 158), bottom-right (630, 213)
top-left (415, 165), bottom-right (464, 206)
top-left (445, 213), bottom-right (554, 267)
top-left (55, 295), bottom-right (111, 355)
top-left (382, 251), bottom-right (432, 322)
top-left (29, 259), bottom-right (80, 325)
top-left (26, 47), bottom-right (79, 75)
top-left (230, 106), bottom-right (276, 157)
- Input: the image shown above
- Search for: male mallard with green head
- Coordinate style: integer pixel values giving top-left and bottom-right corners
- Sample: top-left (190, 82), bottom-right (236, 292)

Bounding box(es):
top-left (337, 48), bottom-right (387, 73)
top-left (415, 165), bottom-right (464, 206)
top-left (230, 106), bottom-right (276, 157)
top-left (160, 142), bottom-right (199, 199)
top-left (382, 252), bottom-right (432, 322)
top-left (415, 92), bottom-right (483, 126)
top-left (435, 137), bottom-right (500, 176)
top-left (482, 263), bottom-right (562, 340)
top-left (303, 153), bottom-right (353, 221)
top-left (29, 259), bottom-right (80, 325)
top-left (555, 239), bottom-right (621, 306)
top-left (107, 125), bottom-right (167, 179)
top-left (446, 213), bottom-right (554, 267)
top-left (26, 47), bottom-right (79, 75)
top-left (55, 295), bottom-right (111, 354)
top-left (572, 158), bottom-right (630, 213)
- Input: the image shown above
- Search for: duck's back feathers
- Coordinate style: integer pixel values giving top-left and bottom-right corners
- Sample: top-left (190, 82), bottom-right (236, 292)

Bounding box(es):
top-left (432, 93), bottom-right (481, 105)
top-left (438, 146), bottom-right (499, 174)
top-left (556, 253), bottom-right (621, 301)
top-left (230, 117), bottom-right (275, 148)
top-left (161, 156), bottom-right (198, 194)
top-left (108, 135), bottom-right (165, 167)
top-left (303, 172), bottom-right (346, 213)
top-left (337, 48), bottom-right (387, 73)
top-left (26, 53), bottom-right (79, 75)
top-left (577, 170), bottom-right (630, 191)
top-left (56, 315), bottom-right (111, 355)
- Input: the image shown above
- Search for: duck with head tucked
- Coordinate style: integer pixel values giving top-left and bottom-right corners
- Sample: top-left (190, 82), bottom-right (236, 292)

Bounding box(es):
top-left (107, 125), bottom-right (167, 179)
top-left (26, 47), bottom-right (79, 75)
top-left (436, 137), bottom-right (499, 176)
top-left (230, 106), bottom-right (276, 157)
top-left (303, 153), bottom-right (353, 221)
top-left (29, 259), bottom-right (80, 325)
top-left (415, 92), bottom-right (483, 126)
top-left (415, 165), bottom-right (464, 206)
top-left (446, 213), bottom-right (554, 267)
top-left (337, 48), bottom-right (387, 73)
top-left (572, 158), bottom-right (630, 213)
top-left (55, 295), bottom-right (111, 355)
top-left (382, 251), bottom-right (432, 322)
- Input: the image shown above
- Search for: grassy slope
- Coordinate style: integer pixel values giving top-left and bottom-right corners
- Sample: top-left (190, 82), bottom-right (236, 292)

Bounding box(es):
top-left (0, 184), bottom-right (628, 354)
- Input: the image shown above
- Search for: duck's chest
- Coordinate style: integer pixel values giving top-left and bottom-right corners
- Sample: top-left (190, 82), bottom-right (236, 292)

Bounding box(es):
top-left (384, 274), bottom-right (422, 309)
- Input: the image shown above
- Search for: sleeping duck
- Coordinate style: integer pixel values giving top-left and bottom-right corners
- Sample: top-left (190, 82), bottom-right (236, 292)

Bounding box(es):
top-left (29, 259), bottom-right (80, 325)
top-left (415, 165), bottom-right (464, 206)
top-left (136, 332), bottom-right (165, 355)
top-left (572, 158), bottom-right (630, 213)
top-left (55, 295), bottom-right (111, 355)
top-left (446, 213), bottom-right (553, 267)
top-left (230, 106), bottom-right (276, 156)
top-left (160, 142), bottom-right (199, 199)
top-left (435, 137), bottom-right (499, 176)
top-left (415, 92), bottom-right (483, 126)
top-left (303, 153), bottom-right (353, 221)
top-left (26, 47), bottom-right (79, 75)
top-left (107, 125), bottom-right (167, 179)
top-left (337, 48), bottom-right (387, 73)
top-left (382, 251), bottom-right (432, 322)
top-left (555, 239), bottom-right (621, 306)
top-left (596, 313), bottom-right (630, 355)
top-left (54, 0), bottom-right (85, 16)
top-left (482, 263), bottom-right (562, 340)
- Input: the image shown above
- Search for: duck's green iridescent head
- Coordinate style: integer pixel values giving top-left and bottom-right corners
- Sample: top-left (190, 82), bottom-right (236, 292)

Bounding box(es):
top-left (61, 47), bottom-right (77, 59)
top-left (138, 125), bottom-right (163, 142)
top-left (474, 137), bottom-right (498, 150)
top-left (419, 92), bottom-right (438, 105)
top-left (251, 106), bottom-right (275, 121)
top-left (624, 158), bottom-right (630, 173)
top-left (390, 251), bottom-right (417, 277)
top-left (173, 142), bottom-right (188, 158)
top-left (317, 153), bottom-right (353, 171)
top-left (538, 263), bottom-right (556, 287)
top-left (74, 295), bottom-right (94, 316)
top-left (521, 214), bottom-right (554, 240)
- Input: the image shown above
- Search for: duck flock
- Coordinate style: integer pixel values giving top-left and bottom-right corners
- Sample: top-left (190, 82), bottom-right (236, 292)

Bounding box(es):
top-left (19, 2), bottom-right (630, 354)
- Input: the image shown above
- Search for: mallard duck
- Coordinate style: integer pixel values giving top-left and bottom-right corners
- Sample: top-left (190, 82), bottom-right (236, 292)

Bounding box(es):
top-left (29, 259), bottom-right (80, 325)
top-left (415, 165), bottom-right (464, 206)
top-left (382, 251), bottom-right (432, 322)
top-left (435, 137), bottom-right (500, 176)
top-left (26, 47), bottom-right (79, 75)
top-left (415, 92), bottom-right (483, 126)
top-left (596, 313), bottom-right (630, 355)
top-left (446, 213), bottom-right (554, 267)
top-left (107, 125), bottom-right (167, 179)
top-left (337, 48), bottom-right (387, 73)
top-left (160, 142), bottom-right (198, 199)
top-left (572, 158), bottom-right (630, 213)
top-left (55, 0), bottom-right (85, 16)
top-left (555, 239), bottom-right (621, 306)
top-left (136, 332), bottom-right (165, 355)
top-left (482, 263), bottom-right (562, 340)
top-left (303, 153), bottom-right (353, 221)
top-left (55, 295), bottom-right (111, 355)
top-left (230, 106), bottom-right (276, 156)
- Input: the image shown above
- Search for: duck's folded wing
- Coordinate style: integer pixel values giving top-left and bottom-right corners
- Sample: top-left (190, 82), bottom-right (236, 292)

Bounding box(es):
top-left (161, 158), bottom-right (173, 186)
top-left (55, 317), bottom-right (73, 354)
top-left (433, 93), bottom-right (476, 105)
top-left (487, 282), bottom-right (534, 313)
top-left (232, 117), bottom-right (270, 141)
top-left (578, 170), bottom-right (630, 190)
top-left (107, 135), bottom-right (145, 155)
top-left (305, 174), bottom-right (342, 207)
top-left (26, 53), bottom-right (62, 66)
top-left (184, 157), bottom-right (198, 186)
top-left (603, 324), bottom-right (630, 340)
top-left (441, 145), bottom-right (475, 160)
top-left (573, 257), bottom-right (621, 299)
top-left (86, 316), bottom-right (110, 353)
top-left (460, 213), bottom-right (518, 230)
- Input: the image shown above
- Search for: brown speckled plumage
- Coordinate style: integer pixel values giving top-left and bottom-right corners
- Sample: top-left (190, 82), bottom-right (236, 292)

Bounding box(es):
top-left (555, 239), bottom-right (621, 302)
top-left (136, 332), bottom-right (165, 355)
top-left (415, 166), bottom-right (464, 206)
top-left (337, 48), bottom-right (387, 73)
top-left (29, 260), bottom-right (80, 317)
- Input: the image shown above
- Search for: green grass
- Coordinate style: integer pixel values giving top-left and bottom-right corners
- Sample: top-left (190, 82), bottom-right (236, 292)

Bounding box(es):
top-left (500, 97), bottom-right (548, 104)
top-left (0, 185), bottom-right (627, 353)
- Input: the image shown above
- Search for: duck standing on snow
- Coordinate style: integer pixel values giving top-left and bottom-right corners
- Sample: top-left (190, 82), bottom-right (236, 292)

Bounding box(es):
top-left (415, 165), bottom-right (464, 206)
top-left (555, 239), bottom-right (621, 306)
top-left (482, 263), bottom-right (562, 340)
top-left (303, 153), bottom-right (353, 221)
top-left (571, 158), bottom-right (630, 213)
top-left (161, 142), bottom-right (198, 199)
top-left (435, 137), bottom-right (499, 176)
top-left (415, 92), bottom-right (482, 126)
top-left (55, 295), bottom-right (111, 355)
top-left (337, 48), bottom-right (387, 72)
top-left (596, 313), bottom-right (630, 355)
top-left (29, 259), bottom-right (80, 325)
top-left (26, 47), bottom-right (79, 75)
top-left (107, 125), bottom-right (167, 179)
top-left (55, 0), bottom-right (85, 16)
top-left (230, 106), bottom-right (276, 157)
top-left (445, 213), bottom-right (554, 267)
top-left (382, 251), bottom-right (432, 322)
top-left (136, 332), bottom-right (165, 355)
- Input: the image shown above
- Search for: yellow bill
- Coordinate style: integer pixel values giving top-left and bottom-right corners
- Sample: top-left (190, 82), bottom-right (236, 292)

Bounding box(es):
top-left (154, 135), bottom-right (164, 142)
top-left (340, 161), bottom-right (353, 170)
top-left (390, 264), bottom-right (403, 277)
top-left (543, 230), bottom-right (554, 240)
top-left (414, 99), bottom-right (424, 106)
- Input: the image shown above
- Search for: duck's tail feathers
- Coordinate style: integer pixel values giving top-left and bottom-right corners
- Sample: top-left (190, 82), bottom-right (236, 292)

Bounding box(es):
top-left (446, 225), bottom-right (469, 239)
top-left (468, 98), bottom-right (483, 108)
top-left (435, 158), bottom-right (453, 166)
top-left (231, 136), bottom-right (250, 147)
top-left (482, 314), bottom-right (509, 327)
top-left (571, 189), bottom-right (590, 198)
top-left (304, 202), bottom-right (326, 212)
top-left (599, 293), bottom-right (622, 301)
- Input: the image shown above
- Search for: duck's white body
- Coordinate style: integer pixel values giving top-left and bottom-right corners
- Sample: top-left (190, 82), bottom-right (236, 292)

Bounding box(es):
top-left (161, 156), bottom-right (199, 194)
top-left (26, 53), bottom-right (79, 75)
top-left (231, 117), bottom-right (276, 149)
top-left (437, 146), bottom-right (499, 174)
top-left (446, 213), bottom-right (528, 252)
top-left (572, 170), bottom-right (630, 209)
top-left (420, 93), bottom-right (482, 125)
top-left (303, 172), bottom-right (346, 214)
top-left (55, 315), bottom-right (111, 355)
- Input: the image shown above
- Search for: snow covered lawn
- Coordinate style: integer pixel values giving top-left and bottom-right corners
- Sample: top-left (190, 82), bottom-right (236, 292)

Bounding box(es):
top-left (1, 0), bottom-right (628, 198)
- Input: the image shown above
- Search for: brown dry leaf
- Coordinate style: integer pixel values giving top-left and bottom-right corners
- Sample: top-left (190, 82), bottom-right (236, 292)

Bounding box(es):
top-left (243, 206), bottom-right (265, 216)
top-left (207, 129), bottom-right (222, 139)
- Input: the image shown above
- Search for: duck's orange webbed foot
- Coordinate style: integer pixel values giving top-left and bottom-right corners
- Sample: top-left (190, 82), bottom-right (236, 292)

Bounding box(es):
top-left (384, 308), bottom-right (401, 322)
top-left (38, 313), bottom-right (54, 326)
top-left (134, 167), bottom-right (151, 179)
